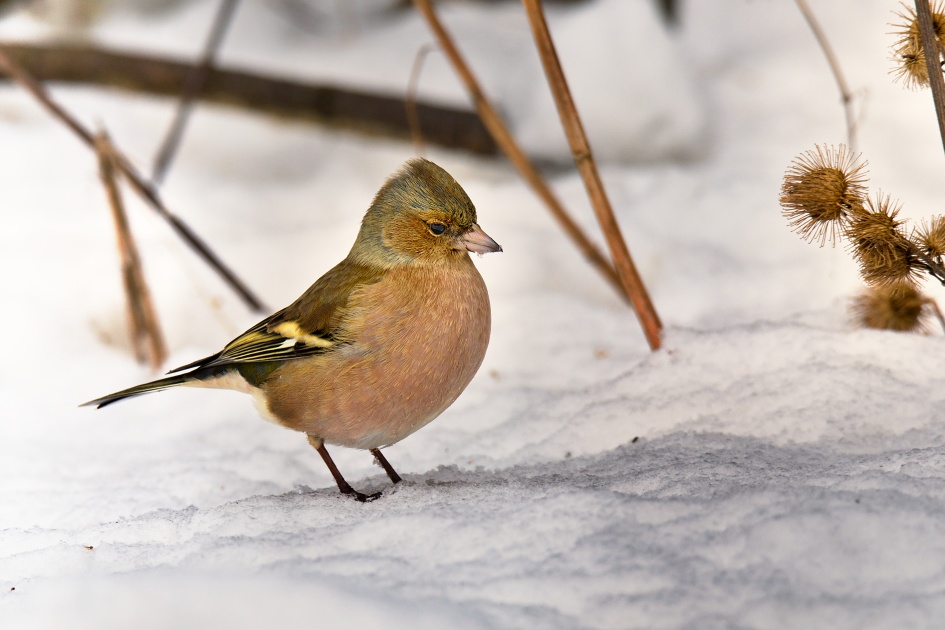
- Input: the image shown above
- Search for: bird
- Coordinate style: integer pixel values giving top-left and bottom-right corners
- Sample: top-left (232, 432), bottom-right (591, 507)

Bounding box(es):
top-left (84, 158), bottom-right (501, 502)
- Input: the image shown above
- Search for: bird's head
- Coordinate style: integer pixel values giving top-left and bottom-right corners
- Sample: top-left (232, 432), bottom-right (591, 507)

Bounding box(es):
top-left (351, 158), bottom-right (502, 267)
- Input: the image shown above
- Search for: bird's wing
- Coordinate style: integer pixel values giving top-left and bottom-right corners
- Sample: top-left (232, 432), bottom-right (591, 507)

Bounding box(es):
top-left (167, 260), bottom-right (385, 374)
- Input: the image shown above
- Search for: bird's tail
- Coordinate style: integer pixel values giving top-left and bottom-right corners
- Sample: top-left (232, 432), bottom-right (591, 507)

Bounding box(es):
top-left (81, 366), bottom-right (227, 409)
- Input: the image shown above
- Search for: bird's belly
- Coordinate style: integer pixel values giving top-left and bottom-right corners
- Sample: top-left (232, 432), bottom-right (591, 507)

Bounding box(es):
top-left (266, 337), bottom-right (487, 449)
top-left (321, 340), bottom-right (483, 448)
top-left (262, 270), bottom-right (491, 449)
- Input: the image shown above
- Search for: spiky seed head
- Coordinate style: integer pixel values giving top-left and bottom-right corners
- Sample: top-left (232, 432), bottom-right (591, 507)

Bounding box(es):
top-left (851, 280), bottom-right (935, 333)
top-left (780, 145), bottom-right (868, 246)
top-left (914, 215), bottom-right (945, 258)
top-left (890, 1), bottom-right (945, 89)
top-left (891, 43), bottom-right (931, 89)
top-left (845, 193), bottom-right (919, 285)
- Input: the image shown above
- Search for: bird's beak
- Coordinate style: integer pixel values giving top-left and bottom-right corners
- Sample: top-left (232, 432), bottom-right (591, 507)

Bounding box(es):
top-left (461, 223), bottom-right (502, 254)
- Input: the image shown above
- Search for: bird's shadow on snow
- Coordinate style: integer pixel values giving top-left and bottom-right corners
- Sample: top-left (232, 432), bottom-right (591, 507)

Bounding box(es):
top-left (241, 431), bottom-right (945, 514)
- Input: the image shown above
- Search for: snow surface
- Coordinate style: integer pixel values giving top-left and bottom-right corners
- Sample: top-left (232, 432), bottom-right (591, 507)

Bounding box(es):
top-left (2, 0), bottom-right (945, 628)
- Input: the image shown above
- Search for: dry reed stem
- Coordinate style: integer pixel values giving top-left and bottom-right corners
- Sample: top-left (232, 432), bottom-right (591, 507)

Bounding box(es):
top-left (406, 43), bottom-right (438, 156)
top-left (152, 0), bottom-right (240, 184)
top-left (520, 0), bottom-right (662, 350)
top-left (410, 0), bottom-right (628, 303)
top-left (0, 45), bottom-right (268, 313)
top-left (914, 0), bottom-right (945, 156)
top-left (95, 132), bottom-right (168, 370)
top-left (795, 0), bottom-right (858, 151)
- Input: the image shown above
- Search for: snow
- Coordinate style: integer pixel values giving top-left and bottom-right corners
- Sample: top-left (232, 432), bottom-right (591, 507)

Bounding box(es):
top-left (2, 0), bottom-right (945, 628)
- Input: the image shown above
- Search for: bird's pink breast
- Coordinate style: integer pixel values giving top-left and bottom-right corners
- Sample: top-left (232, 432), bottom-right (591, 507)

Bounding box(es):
top-left (263, 258), bottom-right (491, 449)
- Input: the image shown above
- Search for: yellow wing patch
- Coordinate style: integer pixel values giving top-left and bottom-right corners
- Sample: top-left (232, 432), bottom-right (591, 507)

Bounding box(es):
top-left (270, 321), bottom-right (334, 349)
top-left (192, 316), bottom-right (336, 368)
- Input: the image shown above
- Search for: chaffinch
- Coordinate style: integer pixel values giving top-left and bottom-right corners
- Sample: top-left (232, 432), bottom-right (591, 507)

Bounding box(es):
top-left (84, 158), bottom-right (501, 501)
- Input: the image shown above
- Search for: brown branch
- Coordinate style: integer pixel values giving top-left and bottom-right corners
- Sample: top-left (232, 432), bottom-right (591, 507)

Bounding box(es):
top-left (795, 0), bottom-right (857, 151)
top-left (914, 0), bottom-right (945, 157)
top-left (0, 41), bottom-right (496, 155)
top-left (406, 43), bottom-right (438, 156)
top-left (521, 0), bottom-right (662, 351)
top-left (95, 131), bottom-right (168, 370)
top-left (910, 241), bottom-right (945, 286)
top-left (411, 0), bottom-right (627, 302)
top-left (152, 0), bottom-right (240, 184)
top-left (0, 44), bottom-right (268, 313)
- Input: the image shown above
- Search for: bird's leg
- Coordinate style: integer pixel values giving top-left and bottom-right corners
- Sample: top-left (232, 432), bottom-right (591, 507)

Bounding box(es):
top-left (307, 435), bottom-right (380, 502)
top-left (370, 448), bottom-right (403, 484)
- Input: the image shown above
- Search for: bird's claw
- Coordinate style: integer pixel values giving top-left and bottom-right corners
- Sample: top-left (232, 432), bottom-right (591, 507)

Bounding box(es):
top-left (343, 488), bottom-right (382, 502)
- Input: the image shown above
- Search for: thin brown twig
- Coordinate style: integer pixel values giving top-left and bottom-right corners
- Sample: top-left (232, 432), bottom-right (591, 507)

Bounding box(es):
top-left (410, 0), bottom-right (626, 302)
top-left (520, 0), bottom-right (662, 350)
top-left (152, 0), bottom-right (240, 184)
top-left (910, 241), bottom-right (945, 285)
top-left (929, 298), bottom-right (945, 334)
top-left (406, 42), bottom-right (437, 156)
top-left (914, 0), bottom-right (945, 157)
top-left (795, 0), bottom-right (858, 151)
top-left (95, 131), bottom-right (168, 370)
top-left (0, 44), bottom-right (268, 313)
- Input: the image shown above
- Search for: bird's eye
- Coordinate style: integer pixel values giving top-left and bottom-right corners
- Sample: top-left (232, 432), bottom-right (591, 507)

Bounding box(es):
top-left (428, 222), bottom-right (447, 235)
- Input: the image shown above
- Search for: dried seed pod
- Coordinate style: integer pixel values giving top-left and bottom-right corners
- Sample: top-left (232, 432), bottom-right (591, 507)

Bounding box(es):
top-left (851, 280), bottom-right (935, 333)
top-left (891, 1), bottom-right (945, 89)
top-left (914, 215), bottom-right (945, 258)
top-left (780, 145), bottom-right (868, 246)
top-left (845, 193), bottom-right (919, 285)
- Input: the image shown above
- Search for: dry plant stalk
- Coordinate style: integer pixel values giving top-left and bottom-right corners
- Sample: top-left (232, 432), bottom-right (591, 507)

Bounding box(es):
top-left (410, 0), bottom-right (630, 308)
top-left (152, 0), bottom-right (240, 184)
top-left (406, 43), bottom-right (438, 156)
top-left (96, 132), bottom-right (168, 369)
top-left (0, 45), bottom-right (267, 313)
top-left (780, 144), bottom-right (945, 333)
top-left (795, 0), bottom-right (858, 150)
top-left (520, 0), bottom-right (662, 350)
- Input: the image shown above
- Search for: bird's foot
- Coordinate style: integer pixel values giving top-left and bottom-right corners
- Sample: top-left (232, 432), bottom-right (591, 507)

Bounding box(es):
top-left (342, 487), bottom-right (382, 502)
top-left (312, 440), bottom-right (383, 502)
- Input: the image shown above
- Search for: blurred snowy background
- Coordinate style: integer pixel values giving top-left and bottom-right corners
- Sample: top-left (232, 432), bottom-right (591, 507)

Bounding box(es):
top-left (1, 0), bottom-right (945, 628)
